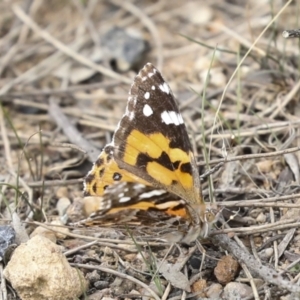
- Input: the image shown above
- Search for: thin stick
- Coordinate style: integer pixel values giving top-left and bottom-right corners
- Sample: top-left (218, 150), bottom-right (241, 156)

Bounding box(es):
top-left (283, 29), bottom-right (300, 38)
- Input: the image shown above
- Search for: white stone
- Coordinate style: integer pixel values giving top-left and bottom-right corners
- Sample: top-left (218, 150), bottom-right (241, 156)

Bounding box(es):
top-left (3, 236), bottom-right (87, 300)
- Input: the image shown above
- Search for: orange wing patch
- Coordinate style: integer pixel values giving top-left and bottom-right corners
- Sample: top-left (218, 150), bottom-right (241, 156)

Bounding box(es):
top-left (84, 144), bottom-right (148, 197)
top-left (124, 130), bottom-right (192, 189)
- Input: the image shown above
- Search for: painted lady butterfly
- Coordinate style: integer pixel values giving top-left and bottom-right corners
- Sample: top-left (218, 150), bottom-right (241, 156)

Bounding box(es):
top-left (83, 63), bottom-right (216, 243)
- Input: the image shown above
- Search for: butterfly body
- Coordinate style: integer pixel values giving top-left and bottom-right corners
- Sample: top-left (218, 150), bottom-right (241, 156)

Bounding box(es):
top-left (83, 63), bottom-right (216, 243)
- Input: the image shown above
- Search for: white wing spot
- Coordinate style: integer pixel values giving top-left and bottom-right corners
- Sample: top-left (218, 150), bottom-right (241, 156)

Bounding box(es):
top-left (151, 85), bottom-right (155, 90)
top-left (144, 92), bottom-right (150, 100)
top-left (100, 199), bottom-right (111, 210)
top-left (161, 111), bottom-right (172, 124)
top-left (133, 184), bottom-right (146, 190)
top-left (156, 200), bottom-right (185, 210)
top-left (159, 82), bottom-right (170, 94)
top-left (119, 196), bottom-right (131, 203)
top-left (138, 190), bottom-right (166, 200)
top-left (170, 111), bottom-right (179, 125)
top-left (161, 111), bottom-right (184, 126)
top-left (143, 104), bottom-right (153, 117)
top-left (118, 193), bottom-right (124, 198)
top-left (125, 104), bottom-right (135, 120)
top-left (148, 72), bottom-right (154, 77)
top-left (178, 114), bottom-right (184, 124)
top-left (132, 96), bottom-right (137, 106)
top-left (128, 111), bottom-right (135, 120)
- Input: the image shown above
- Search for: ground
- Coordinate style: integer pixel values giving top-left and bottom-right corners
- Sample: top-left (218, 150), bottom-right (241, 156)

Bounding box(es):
top-left (1, 1), bottom-right (300, 299)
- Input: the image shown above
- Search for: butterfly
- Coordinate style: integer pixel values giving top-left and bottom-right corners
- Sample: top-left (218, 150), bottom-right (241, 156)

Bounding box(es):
top-left (82, 63), bottom-right (216, 243)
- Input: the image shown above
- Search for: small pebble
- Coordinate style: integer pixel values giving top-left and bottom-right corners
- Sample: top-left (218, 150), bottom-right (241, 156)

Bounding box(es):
top-left (56, 197), bottom-right (71, 217)
top-left (206, 283), bottom-right (222, 299)
top-left (56, 187), bottom-right (68, 199)
top-left (258, 248), bottom-right (274, 260)
top-left (223, 282), bottom-right (252, 299)
top-left (214, 255), bottom-right (240, 284)
top-left (0, 226), bottom-right (15, 260)
top-left (102, 27), bottom-right (148, 71)
top-left (94, 281), bottom-right (109, 289)
top-left (256, 212), bottom-right (267, 224)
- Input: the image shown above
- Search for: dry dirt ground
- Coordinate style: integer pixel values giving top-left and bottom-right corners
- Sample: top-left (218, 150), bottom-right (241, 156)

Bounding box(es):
top-left (1, 1), bottom-right (300, 299)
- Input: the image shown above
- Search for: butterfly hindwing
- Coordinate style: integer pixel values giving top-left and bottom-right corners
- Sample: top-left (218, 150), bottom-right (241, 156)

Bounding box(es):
top-left (88, 182), bottom-right (188, 220)
top-left (84, 144), bottom-right (149, 197)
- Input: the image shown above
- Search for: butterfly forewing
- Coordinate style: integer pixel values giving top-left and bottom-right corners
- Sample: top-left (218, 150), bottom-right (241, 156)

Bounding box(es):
top-left (113, 63), bottom-right (203, 205)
